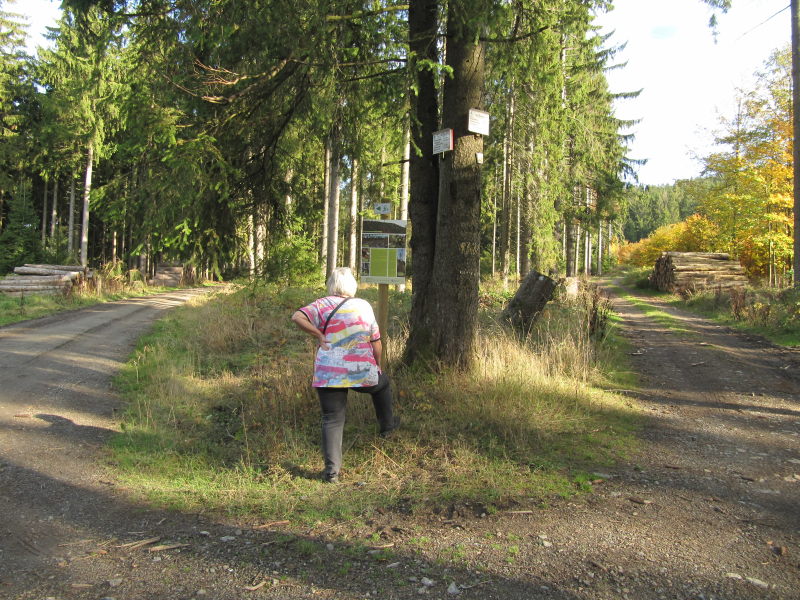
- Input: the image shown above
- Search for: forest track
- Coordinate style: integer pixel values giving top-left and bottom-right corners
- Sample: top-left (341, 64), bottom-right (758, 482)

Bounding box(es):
top-left (1, 282), bottom-right (799, 599)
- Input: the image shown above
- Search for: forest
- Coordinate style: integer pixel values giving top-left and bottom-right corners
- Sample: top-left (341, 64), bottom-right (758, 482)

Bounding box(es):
top-left (3, 0), bottom-right (789, 367)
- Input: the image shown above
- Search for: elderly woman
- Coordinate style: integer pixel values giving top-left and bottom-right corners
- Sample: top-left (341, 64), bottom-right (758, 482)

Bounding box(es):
top-left (291, 267), bottom-right (399, 483)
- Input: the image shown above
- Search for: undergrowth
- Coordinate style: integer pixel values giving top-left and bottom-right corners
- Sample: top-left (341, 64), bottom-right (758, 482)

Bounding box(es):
top-left (679, 286), bottom-right (800, 346)
top-left (111, 282), bottom-right (640, 524)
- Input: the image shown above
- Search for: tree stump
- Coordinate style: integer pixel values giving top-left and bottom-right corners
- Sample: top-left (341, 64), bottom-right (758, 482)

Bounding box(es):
top-left (502, 270), bottom-right (557, 333)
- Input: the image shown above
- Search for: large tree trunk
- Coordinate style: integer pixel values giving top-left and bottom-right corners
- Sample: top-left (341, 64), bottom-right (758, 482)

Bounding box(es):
top-left (425, 1), bottom-right (485, 369)
top-left (404, 0), bottom-right (440, 364)
top-left (80, 142), bottom-right (94, 268)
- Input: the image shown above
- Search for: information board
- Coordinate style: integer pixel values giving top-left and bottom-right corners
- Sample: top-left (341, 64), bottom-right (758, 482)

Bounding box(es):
top-left (361, 220), bottom-right (407, 285)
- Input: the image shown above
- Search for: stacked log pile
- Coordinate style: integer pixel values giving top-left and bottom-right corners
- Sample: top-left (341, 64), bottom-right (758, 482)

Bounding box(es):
top-left (650, 252), bottom-right (748, 293)
top-left (0, 264), bottom-right (89, 297)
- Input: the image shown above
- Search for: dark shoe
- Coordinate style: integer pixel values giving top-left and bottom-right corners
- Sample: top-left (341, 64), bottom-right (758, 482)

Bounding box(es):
top-left (380, 417), bottom-right (401, 439)
top-left (323, 472), bottom-right (339, 484)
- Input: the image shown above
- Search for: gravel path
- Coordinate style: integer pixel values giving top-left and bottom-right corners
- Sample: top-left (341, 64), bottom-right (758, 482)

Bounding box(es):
top-left (0, 285), bottom-right (798, 599)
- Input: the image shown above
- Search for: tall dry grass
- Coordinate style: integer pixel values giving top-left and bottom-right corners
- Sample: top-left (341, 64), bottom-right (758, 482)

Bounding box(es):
top-left (111, 282), bottom-right (638, 522)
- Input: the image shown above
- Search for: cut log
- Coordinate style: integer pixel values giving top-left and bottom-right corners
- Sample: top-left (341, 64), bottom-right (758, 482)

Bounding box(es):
top-left (1, 275), bottom-right (74, 284)
top-left (502, 270), bottom-right (558, 333)
top-left (14, 266), bottom-right (83, 278)
top-left (22, 264), bottom-right (84, 272)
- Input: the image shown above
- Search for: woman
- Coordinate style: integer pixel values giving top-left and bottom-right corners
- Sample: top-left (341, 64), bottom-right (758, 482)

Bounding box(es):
top-left (291, 267), bottom-right (398, 483)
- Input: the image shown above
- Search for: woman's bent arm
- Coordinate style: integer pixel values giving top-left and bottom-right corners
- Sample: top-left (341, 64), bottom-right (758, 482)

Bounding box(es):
top-left (291, 310), bottom-right (330, 350)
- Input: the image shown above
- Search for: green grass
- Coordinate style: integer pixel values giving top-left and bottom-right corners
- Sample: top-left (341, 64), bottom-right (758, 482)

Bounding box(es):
top-left (0, 292), bottom-right (99, 327)
top-left (605, 282), bottom-right (696, 338)
top-left (677, 287), bottom-right (800, 347)
top-left (109, 282), bottom-right (642, 525)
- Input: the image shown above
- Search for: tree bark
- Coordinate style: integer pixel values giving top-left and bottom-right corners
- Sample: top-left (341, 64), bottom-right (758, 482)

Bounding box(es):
top-left (596, 220), bottom-right (603, 276)
top-left (565, 219), bottom-right (575, 277)
top-left (50, 177), bottom-right (58, 239)
top-left (325, 131), bottom-right (341, 280)
top-left (398, 129), bottom-right (410, 292)
top-left (80, 142), bottom-right (94, 268)
top-left (68, 175), bottom-right (76, 253)
top-left (426, 0), bottom-right (485, 369)
top-left (348, 158), bottom-right (359, 272)
top-left (41, 177), bottom-right (48, 245)
top-left (502, 270), bottom-right (557, 334)
top-left (248, 213), bottom-right (256, 277)
top-left (404, 0), bottom-right (440, 364)
top-left (520, 143), bottom-right (533, 277)
top-left (498, 93), bottom-right (514, 286)
top-left (321, 137), bottom-right (330, 266)
top-left (792, 0), bottom-right (799, 288)
top-left (400, 126), bottom-right (410, 220)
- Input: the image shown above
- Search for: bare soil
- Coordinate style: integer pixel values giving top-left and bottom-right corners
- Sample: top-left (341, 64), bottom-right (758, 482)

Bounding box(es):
top-left (1, 284), bottom-right (799, 600)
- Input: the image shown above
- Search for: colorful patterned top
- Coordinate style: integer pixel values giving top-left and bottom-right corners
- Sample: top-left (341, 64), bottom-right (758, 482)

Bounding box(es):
top-left (298, 295), bottom-right (381, 388)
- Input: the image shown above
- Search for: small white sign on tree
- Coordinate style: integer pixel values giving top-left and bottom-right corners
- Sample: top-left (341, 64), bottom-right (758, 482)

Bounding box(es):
top-left (432, 128), bottom-right (454, 154)
top-left (467, 108), bottom-right (490, 136)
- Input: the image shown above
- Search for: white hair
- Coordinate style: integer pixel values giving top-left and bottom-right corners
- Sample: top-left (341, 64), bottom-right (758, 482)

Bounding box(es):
top-left (327, 267), bottom-right (358, 297)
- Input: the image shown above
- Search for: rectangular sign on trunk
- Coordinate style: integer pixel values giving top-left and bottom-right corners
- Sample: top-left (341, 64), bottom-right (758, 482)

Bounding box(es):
top-left (432, 128), bottom-right (454, 154)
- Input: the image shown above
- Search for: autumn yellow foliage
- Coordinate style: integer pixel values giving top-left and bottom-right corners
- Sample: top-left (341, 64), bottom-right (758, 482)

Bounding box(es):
top-left (617, 215), bottom-right (720, 267)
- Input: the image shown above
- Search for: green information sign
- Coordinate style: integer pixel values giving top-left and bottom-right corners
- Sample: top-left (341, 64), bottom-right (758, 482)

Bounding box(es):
top-left (361, 220), bottom-right (407, 285)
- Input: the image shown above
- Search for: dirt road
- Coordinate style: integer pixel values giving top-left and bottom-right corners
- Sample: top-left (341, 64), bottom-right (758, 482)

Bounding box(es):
top-left (0, 292), bottom-right (208, 587)
top-left (1, 285), bottom-right (799, 599)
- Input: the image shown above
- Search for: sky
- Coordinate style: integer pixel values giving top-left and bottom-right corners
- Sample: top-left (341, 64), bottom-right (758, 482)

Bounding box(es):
top-left (12, 0), bottom-right (793, 187)
top-left (595, 0), bottom-right (791, 185)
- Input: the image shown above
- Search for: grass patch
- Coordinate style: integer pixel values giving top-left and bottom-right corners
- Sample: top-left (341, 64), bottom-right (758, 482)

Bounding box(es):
top-left (0, 292), bottom-right (101, 327)
top-left (110, 282), bottom-right (641, 525)
top-left (677, 286), bottom-right (800, 347)
top-left (606, 271), bottom-right (799, 347)
top-left (605, 282), bottom-right (695, 338)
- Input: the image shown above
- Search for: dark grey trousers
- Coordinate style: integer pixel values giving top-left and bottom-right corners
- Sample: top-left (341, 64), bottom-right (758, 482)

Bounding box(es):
top-left (316, 373), bottom-right (394, 479)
